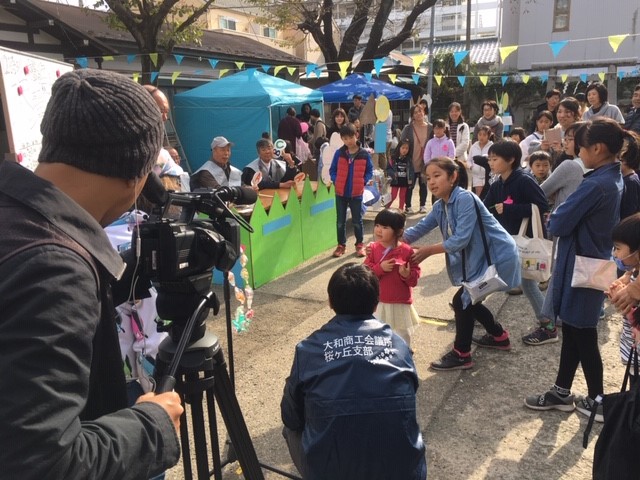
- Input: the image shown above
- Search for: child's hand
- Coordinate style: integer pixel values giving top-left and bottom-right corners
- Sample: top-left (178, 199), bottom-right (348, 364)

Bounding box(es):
top-left (365, 242), bottom-right (373, 257)
top-left (380, 259), bottom-right (395, 272)
top-left (494, 202), bottom-right (504, 214)
top-left (398, 262), bottom-right (410, 278)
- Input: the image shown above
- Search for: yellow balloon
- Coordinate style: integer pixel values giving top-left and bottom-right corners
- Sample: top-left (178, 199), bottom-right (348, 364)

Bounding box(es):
top-left (375, 95), bottom-right (390, 123)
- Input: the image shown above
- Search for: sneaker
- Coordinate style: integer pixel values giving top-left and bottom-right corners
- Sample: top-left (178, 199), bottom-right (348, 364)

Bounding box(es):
top-left (332, 245), bottom-right (346, 257)
top-left (507, 287), bottom-right (523, 295)
top-left (522, 327), bottom-right (558, 346)
top-left (524, 388), bottom-right (575, 412)
top-left (419, 206), bottom-right (427, 214)
top-left (355, 243), bottom-right (366, 257)
top-left (430, 350), bottom-right (473, 371)
top-left (404, 207), bottom-right (412, 214)
top-left (575, 396), bottom-right (604, 423)
top-left (472, 333), bottom-right (512, 351)
top-left (539, 280), bottom-right (549, 291)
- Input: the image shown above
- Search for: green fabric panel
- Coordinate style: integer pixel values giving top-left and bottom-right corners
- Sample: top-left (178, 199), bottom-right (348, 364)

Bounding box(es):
top-left (301, 180), bottom-right (337, 260)
top-left (245, 189), bottom-right (303, 288)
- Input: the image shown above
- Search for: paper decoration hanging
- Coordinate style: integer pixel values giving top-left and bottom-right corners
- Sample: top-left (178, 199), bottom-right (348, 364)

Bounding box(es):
top-left (274, 65), bottom-right (285, 76)
top-left (364, 72), bottom-right (373, 81)
top-left (262, 64), bottom-right (270, 72)
top-left (208, 59), bottom-right (219, 69)
top-left (411, 73), bottom-right (420, 84)
top-left (598, 72), bottom-right (606, 82)
top-left (127, 54), bottom-right (136, 64)
top-left (287, 66), bottom-right (297, 75)
top-left (338, 61), bottom-right (351, 79)
top-left (235, 61), bottom-right (245, 69)
top-left (305, 64), bottom-right (316, 77)
top-left (132, 72), bottom-right (140, 82)
top-left (434, 74), bottom-right (442, 85)
top-left (608, 34), bottom-right (629, 53)
top-left (373, 58), bottom-right (385, 76)
top-left (171, 71), bottom-right (181, 84)
top-left (388, 74), bottom-right (397, 84)
top-left (479, 75), bottom-right (488, 86)
top-left (219, 68), bottom-right (229, 78)
top-left (580, 73), bottom-right (588, 83)
top-left (457, 75), bottom-right (466, 87)
top-left (453, 50), bottom-right (469, 67)
top-left (540, 74), bottom-right (548, 83)
top-left (76, 57), bottom-right (88, 68)
top-left (150, 71), bottom-right (159, 83)
top-left (560, 74), bottom-right (568, 83)
top-left (548, 40), bottom-right (568, 58)
top-left (521, 74), bottom-right (530, 84)
top-left (618, 71), bottom-right (625, 81)
top-left (411, 54), bottom-right (426, 72)
top-left (499, 45), bottom-right (518, 63)
top-left (102, 56), bottom-right (114, 61)
top-left (149, 53), bottom-right (158, 67)
top-left (501, 75), bottom-right (508, 86)
top-left (173, 54), bottom-right (184, 65)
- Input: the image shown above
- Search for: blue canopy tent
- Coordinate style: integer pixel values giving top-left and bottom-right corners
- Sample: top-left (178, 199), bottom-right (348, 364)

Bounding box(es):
top-left (174, 69), bottom-right (323, 171)
top-left (317, 73), bottom-right (412, 103)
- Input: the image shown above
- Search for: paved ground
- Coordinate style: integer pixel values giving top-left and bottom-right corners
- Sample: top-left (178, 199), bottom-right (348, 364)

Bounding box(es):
top-left (164, 200), bottom-right (624, 480)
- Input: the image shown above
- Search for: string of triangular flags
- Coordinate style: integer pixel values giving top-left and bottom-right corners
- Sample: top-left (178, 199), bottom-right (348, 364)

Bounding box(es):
top-left (72, 32), bottom-right (640, 85)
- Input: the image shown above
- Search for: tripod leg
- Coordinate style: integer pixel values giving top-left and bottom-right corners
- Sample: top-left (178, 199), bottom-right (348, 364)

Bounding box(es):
top-left (178, 390), bottom-right (194, 480)
top-left (186, 372), bottom-right (212, 480)
top-left (213, 361), bottom-right (265, 480)
top-left (204, 376), bottom-right (223, 480)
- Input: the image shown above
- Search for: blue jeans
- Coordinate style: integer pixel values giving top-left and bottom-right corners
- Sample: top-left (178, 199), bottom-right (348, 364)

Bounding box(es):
top-left (336, 195), bottom-right (364, 246)
top-left (521, 277), bottom-right (548, 323)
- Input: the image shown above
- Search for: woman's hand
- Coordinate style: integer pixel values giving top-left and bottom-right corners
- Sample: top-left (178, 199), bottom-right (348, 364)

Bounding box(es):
top-left (411, 246), bottom-right (431, 264)
top-left (494, 202), bottom-right (504, 214)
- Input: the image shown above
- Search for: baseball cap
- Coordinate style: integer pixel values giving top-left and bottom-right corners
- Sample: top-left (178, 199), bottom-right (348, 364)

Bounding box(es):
top-left (211, 136), bottom-right (234, 149)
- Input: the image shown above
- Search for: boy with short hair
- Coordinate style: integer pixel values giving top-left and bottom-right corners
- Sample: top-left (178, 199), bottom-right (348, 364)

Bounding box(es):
top-left (329, 123), bottom-right (374, 257)
top-left (281, 263), bottom-right (427, 480)
top-left (529, 151), bottom-right (552, 185)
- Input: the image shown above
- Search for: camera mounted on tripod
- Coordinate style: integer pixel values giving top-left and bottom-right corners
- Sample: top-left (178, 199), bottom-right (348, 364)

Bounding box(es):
top-left (135, 186), bottom-right (256, 344)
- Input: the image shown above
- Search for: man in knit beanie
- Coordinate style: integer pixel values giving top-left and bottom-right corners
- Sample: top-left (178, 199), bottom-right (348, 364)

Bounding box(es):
top-left (0, 69), bottom-right (182, 479)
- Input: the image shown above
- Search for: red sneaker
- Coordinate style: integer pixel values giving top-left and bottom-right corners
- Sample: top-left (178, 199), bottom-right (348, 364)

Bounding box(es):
top-left (355, 243), bottom-right (366, 257)
top-left (332, 245), bottom-right (346, 257)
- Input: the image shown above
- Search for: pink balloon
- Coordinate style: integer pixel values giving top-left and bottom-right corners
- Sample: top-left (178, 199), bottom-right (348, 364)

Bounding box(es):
top-left (301, 122), bottom-right (309, 134)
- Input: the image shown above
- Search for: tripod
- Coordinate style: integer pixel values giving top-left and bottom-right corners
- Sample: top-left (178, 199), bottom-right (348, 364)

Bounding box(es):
top-left (155, 329), bottom-right (264, 480)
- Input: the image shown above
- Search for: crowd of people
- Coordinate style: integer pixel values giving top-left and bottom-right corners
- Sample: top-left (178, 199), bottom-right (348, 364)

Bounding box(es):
top-left (2, 67), bottom-right (640, 480)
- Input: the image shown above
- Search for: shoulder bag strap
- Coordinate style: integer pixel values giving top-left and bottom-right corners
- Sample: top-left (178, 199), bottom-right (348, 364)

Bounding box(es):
top-left (461, 196), bottom-right (492, 282)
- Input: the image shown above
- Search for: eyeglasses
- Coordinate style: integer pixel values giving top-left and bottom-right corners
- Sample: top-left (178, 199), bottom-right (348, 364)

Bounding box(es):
top-left (563, 136), bottom-right (574, 143)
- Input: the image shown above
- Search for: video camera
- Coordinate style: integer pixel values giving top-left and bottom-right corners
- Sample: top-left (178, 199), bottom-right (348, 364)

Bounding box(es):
top-left (134, 184), bottom-right (256, 343)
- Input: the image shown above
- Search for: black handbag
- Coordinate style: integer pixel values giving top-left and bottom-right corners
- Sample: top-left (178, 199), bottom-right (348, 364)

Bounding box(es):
top-left (583, 347), bottom-right (640, 480)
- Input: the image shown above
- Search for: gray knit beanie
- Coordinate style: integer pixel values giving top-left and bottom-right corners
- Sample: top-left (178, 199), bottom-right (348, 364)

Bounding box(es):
top-left (38, 68), bottom-right (163, 179)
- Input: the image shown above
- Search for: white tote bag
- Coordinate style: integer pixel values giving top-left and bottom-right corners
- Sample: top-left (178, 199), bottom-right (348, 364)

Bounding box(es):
top-left (571, 256), bottom-right (618, 291)
top-left (513, 204), bottom-right (553, 282)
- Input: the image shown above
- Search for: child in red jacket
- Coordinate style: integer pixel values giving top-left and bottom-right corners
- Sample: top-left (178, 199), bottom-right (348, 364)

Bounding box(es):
top-left (365, 208), bottom-right (421, 347)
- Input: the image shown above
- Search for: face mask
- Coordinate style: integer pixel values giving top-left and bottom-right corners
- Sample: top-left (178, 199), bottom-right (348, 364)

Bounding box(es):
top-left (614, 250), bottom-right (638, 271)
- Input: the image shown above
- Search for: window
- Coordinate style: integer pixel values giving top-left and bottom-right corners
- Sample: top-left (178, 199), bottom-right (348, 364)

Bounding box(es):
top-left (263, 27), bottom-right (277, 38)
top-left (441, 13), bottom-right (457, 31)
top-left (219, 17), bottom-right (237, 31)
top-left (553, 0), bottom-right (570, 32)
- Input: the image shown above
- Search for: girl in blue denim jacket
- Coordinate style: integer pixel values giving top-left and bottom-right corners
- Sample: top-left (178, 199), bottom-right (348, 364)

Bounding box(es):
top-left (403, 157), bottom-right (520, 371)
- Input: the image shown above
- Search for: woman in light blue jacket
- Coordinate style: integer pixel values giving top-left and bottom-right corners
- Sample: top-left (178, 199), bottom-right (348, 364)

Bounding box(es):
top-left (404, 157), bottom-right (520, 371)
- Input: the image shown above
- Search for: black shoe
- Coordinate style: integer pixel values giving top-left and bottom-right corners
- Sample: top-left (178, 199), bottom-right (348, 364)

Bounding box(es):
top-left (472, 333), bottom-right (511, 351)
top-left (430, 350), bottom-right (474, 371)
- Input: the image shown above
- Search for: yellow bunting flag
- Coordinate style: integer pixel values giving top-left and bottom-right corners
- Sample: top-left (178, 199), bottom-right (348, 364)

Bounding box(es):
top-left (235, 61), bottom-right (245, 70)
top-left (434, 74), bottom-right (442, 86)
top-left (171, 71), bottom-right (181, 84)
top-left (608, 34), bottom-right (629, 53)
top-left (219, 68), bottom-right (229, 78)
top-left (412, 54), bottom-right (426, 72)
top-left (598, 72), bottom-right (606, 82)
top-left (149, 53), bottom-right (158, 67)
top-left (274, 65), bottom-right (285, 76)
top-left (521, 74), bottom-right (530, 84)
top-left (388, 74), bottom-right (397, 84)
top-left (479, 75), bottom-right (488, 86)
top-left (102, 56), bottom-right (114, 61)
top-left (287, 66), bottom-right (297, 76)
top-left (338, 60), bottom-right (351, 79)
top-left (499, 45), bottom-right (518, 63)
top-left (560, 74), bottom-right (568, 83)
top-left (132, 73), bottom-right (140, 83)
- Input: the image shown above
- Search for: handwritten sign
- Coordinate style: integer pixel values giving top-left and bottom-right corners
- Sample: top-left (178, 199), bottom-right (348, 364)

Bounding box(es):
top-left (0, 47), bottom-right (73, 171)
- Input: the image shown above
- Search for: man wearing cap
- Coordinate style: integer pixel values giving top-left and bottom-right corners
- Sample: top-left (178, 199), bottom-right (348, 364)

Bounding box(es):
top-left (190, 136), bottom-right (242, 190)
top-left (0, 69), bottom-right (182, 479)
top-left (242, 138), bottom-right (297, 190)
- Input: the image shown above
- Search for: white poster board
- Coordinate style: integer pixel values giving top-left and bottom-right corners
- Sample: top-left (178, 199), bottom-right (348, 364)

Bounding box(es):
top-left (0, 47), bottom-right (73, 171)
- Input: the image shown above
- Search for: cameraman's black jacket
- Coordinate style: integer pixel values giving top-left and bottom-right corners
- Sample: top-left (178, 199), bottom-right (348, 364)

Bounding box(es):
top-left (0, 161), bottom-right (179, 479)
